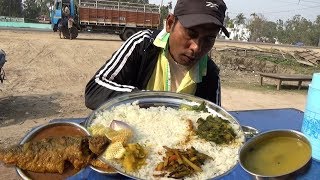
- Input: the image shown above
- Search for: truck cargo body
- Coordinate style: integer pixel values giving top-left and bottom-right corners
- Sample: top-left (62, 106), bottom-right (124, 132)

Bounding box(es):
top-left (79, 0), bottom-right (161, 40)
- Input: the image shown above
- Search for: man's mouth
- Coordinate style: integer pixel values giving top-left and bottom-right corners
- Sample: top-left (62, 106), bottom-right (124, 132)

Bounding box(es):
top-left (185, 55), bottom-right (196, 62)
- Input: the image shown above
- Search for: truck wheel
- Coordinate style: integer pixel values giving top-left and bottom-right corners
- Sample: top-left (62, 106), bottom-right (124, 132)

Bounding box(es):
top-left (122, 29), bottom-right (135, 41)
top-left (70, 27), bottom-right (78, 39)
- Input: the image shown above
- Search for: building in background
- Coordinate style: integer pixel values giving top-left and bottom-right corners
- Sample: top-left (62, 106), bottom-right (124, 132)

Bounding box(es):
top-left (219, 24), bottom-right (250, 42)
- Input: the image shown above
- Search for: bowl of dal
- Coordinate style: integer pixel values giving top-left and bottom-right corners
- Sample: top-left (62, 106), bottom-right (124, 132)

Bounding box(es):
top-left (239, 129), bottom-right (311, 179)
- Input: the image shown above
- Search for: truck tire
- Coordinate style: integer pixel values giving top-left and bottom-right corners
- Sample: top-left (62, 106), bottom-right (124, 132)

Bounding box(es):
top-left (122, 29), bottom-right (136, 41)
top-left (61, 27), bottom-right (78, 39)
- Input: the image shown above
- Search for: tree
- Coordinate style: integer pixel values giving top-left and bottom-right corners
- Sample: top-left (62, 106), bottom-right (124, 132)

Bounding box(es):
top-left (0, 0), bottom-right (23, 17)
top-left (280, 15), bottom-right (314, 45)
top-left (38, 0), bottom-right (51, 17)
top-left (23, 0), bottom-right (40, 23)
top-left (234, 13), bottom-right (246, 25)
top-left (159, 1), bottom-right (172, 29)
top-left (262, 21), bottom-right (277, 43)
top-left (224, 12), bottom-right (234, 28)
top-left (313, 15), bottom-right (320, 46)
top-left (247, 13), bottom-right (266, 41)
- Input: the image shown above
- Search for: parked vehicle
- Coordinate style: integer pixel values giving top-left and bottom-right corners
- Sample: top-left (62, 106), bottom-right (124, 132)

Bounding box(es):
top-left (50, 0), bottom-right (161, 41)
top-left (51, 0), bottom-right (79, 39)
top-left (0, 49), bottom-right (7, 83)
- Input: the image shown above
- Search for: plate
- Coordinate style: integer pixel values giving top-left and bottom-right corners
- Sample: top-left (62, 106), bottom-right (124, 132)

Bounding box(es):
top-left (85, 91), bottom-right (245, 179)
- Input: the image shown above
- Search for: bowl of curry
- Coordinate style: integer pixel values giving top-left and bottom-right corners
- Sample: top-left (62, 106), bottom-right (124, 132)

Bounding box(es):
top-left (16, 122), bottom-right (91, 180)
top-left (239, 129), bottom-right (312, 179)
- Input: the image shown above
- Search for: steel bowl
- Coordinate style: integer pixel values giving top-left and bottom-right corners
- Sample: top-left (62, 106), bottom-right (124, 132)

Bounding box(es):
top-left (239, 129), bottom-right (312, 180)
top-left (85, 91), bottom-right (245, 179)
top-left (16, 122), bottom-right (90, 180)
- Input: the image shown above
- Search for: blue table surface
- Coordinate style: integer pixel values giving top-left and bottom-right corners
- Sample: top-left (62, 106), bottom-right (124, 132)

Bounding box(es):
top-left (63, 108), bottom-right (320, 180)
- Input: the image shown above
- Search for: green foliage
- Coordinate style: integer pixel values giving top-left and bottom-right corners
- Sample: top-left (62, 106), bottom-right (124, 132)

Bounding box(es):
top-left (246, 14), bottom-right (320, 46)
top-left (39, 0), bottom-right (51, 17)
top-left (23, 0), bottom-right (41, 23)
top-left (224, 13), bottom-right (234, 28)
top-left (159, 1), bottom-right (172, 29)
top-left (255, 55), bottom-right (298, 65)
top-left (254, 55), bottom-right (320, 74)
top-left (0, 0), bottom-right (23, 17)
top-left (234, 13), bottom-right (246, 25)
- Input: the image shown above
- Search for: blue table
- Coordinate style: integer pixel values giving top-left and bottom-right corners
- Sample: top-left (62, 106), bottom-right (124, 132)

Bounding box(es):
top-left (65, 108), bottom-right (320, 180)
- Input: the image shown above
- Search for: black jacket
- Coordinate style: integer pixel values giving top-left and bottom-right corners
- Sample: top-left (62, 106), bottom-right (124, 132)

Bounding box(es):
top-left (85, 30), bottom-right (221, 110)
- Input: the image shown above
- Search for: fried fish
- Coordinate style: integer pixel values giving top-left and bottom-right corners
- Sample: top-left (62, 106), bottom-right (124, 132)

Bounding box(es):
top-left (0, 136), bottom-right (110, 174)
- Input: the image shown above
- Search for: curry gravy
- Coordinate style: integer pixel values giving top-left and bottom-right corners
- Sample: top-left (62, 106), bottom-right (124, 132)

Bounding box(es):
top-left (242, 136), bottom-right (311, 176)
top-left (23, 124), bottom-right (88, 180)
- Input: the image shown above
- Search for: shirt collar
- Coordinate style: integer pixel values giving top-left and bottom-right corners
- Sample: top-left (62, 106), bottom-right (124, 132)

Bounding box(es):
top-left (153, 29), bottom-right (170, 48)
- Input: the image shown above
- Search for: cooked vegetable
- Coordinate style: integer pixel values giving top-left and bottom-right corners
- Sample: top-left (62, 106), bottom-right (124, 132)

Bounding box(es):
top-left (179, 101), bottom-right (208, 112)
top-left (196, 115), bottom-right (236, 144)
top-left (154, 146), bottom-right (211, 178)
top-left (181, 155), bottom-right (202, 172)
top-left (121, 143), bottom-right (147, 172)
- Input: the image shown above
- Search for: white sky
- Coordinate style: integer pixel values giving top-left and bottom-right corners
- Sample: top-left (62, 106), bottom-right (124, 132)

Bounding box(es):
top-left (149, 0), bottom-right (320, 22)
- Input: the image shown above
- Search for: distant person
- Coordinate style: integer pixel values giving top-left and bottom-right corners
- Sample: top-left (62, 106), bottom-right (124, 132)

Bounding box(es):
top-left (62, 5), bottom-right (70, 17)
top-left (58, 21), bottom-right (63, 39)
top-left (0, 49), bottom-right (7, 83)
top-left (85, 0), bottom-right (230, 110)
top-left (67, 17), bottom-right (75, 40)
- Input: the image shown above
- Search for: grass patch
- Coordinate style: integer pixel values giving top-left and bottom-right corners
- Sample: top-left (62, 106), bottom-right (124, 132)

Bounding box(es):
top-left (255, 55), bottom-right (320, 74)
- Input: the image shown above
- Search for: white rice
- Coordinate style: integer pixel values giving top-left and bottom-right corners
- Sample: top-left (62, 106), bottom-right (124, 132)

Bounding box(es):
top-left (90, 103), bottom-right (245, 179)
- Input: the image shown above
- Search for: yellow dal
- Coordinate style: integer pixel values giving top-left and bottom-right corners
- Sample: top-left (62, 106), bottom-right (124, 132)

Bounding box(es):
top-left (242, 136), bottom-right (311, 176)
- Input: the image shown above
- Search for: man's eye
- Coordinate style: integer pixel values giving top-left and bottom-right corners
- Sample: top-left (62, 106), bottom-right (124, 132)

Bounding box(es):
top-left (204, 36), bottom-right (216, 43)
top-left (186, 29), bottom-right (198, 39)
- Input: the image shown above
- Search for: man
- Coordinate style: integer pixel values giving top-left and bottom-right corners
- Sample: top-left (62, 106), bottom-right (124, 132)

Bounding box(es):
top-left (62, 5), bottom-right (70, 18)
top-left (67, 17), bottom-right (75, 40)
top-left (0, 49), bottom-right (6, 83)
top-left (85, 0), bottom-right (230, 110)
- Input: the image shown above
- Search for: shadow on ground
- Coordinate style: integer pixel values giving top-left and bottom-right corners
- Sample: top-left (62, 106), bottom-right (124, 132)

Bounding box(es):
top-left (267, 84), bottom-right (309, 91)
top-left (76, 37), bottom-right (121, 42)
top-left (0, 93), bottom-right (62, 127)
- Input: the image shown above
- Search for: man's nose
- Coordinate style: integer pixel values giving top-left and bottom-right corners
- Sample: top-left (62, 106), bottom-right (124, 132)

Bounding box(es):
top-left (189, 38), bottom-right (202, 54)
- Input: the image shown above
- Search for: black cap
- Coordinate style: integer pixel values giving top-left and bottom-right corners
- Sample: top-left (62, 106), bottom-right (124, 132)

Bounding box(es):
top-left (174, 0), bottom-right (229, 37)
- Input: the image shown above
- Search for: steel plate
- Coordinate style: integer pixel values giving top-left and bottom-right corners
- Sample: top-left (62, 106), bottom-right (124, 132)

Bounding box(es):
top-left (85, 91), bottom-right (245, 180)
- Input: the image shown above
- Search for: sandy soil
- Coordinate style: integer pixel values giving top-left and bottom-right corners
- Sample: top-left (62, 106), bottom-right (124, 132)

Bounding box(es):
top-left (0, 29), bottom-right (312, 179)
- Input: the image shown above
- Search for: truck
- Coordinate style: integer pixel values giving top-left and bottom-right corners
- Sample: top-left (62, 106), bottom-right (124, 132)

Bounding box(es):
top-left (51, 0), bottom-right (161, 40)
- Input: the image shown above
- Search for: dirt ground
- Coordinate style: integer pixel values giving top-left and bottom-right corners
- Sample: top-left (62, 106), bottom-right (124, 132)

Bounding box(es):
top-left (0, 29), bottom-right (316, 179)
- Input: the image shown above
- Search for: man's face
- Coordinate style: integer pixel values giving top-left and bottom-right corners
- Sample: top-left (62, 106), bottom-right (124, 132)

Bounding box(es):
top-left (166, 14), bottom-right (220, 67)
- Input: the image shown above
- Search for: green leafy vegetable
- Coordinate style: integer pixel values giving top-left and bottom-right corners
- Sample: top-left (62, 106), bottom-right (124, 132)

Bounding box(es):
top-left (179, 101), bottom-right (208, 112)
top-left (196, 115), bottom-right (236, 144)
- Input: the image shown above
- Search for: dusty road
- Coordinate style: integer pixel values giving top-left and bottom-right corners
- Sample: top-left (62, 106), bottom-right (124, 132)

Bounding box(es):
top-left (0, 29), bottom-right (311, 179)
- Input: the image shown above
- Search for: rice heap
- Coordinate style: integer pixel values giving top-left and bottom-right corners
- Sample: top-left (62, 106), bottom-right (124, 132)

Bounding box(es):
top-left (90, 103), bottom-right (245, 179)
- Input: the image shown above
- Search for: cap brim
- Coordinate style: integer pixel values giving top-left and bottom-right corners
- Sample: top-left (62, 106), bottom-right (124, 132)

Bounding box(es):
top-left (178, 14), bottom-right (230, 38)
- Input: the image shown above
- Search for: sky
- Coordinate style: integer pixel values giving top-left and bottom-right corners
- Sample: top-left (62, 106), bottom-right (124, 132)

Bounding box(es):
top-left (149, 0), bottom-right (320, 22)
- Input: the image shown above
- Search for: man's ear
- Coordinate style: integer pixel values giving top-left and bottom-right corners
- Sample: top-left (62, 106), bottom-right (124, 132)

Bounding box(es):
top-left (166, 14), bottom-right (175, 33)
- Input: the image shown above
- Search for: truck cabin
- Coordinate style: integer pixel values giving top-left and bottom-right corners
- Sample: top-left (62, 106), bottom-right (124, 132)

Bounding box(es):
top-left (51, 0), bottom-right (78, 31)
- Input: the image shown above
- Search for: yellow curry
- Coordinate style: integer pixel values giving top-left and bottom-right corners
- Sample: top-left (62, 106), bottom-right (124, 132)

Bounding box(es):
top-left (242, 136), bottom-right (311, 176)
